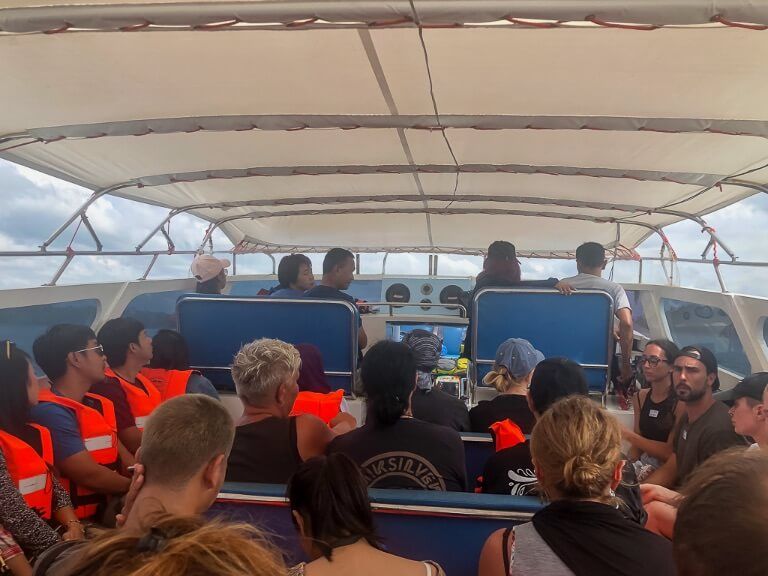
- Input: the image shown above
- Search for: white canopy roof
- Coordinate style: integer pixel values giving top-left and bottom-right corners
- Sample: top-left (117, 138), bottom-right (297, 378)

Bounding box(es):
top-left (1, 1), bottom-right (767, 256)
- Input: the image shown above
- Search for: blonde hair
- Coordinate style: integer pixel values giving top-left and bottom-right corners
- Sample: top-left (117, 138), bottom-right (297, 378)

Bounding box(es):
top-left (141, 395), bottom-right (234, 486)
top-left (530, 395), bottom-right (622, 500)
top-left (482, 364), bottom-right (526, 393)
top-left (66, 514), bottom-right (285, 576)
top-left (231, 338), bottom-right (301, 405)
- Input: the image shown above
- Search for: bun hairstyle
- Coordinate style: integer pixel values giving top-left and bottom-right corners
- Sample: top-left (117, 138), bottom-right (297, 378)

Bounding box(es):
top-left (483, 365), bottom-right (522, 393)
top-left (530, 395), bottom-right (621, 501)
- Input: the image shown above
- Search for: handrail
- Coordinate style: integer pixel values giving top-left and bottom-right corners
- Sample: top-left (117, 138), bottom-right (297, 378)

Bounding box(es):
top-left (363, 301), bottom-right (467, 318)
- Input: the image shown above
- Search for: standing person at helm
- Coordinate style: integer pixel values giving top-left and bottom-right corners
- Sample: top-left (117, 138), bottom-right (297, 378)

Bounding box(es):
top-left (191, 254), bottom-right (230, 295)
top-left (30, 325), bottom-right (131, 522)
top-left (93, 319), bottom-right (161, 455)
top-left (646, 345), bottom-right (746, 488)
top-left (0, 340), bottom-right (83, 562)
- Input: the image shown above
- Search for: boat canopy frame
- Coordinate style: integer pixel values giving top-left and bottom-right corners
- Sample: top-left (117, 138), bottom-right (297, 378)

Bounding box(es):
top-left (2, 0), bottom-right (768, 288)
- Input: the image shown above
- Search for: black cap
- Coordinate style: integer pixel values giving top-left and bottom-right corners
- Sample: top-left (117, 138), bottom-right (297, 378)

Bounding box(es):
top-left (716, 372), bottom-right (768, 406)
top-left (677, 345), bottom-right (720, 391)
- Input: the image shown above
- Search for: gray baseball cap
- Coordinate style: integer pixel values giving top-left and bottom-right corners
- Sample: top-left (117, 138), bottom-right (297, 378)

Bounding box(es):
top-left (495, 338), bottom-right (544, 379)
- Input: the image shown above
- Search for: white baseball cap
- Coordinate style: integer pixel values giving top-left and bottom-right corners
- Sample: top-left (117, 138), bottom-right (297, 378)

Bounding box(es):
top-left (191, 254), bottom-right (231, 283)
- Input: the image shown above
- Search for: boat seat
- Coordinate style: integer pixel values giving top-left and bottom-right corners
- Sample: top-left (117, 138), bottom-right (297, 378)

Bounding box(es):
top-left (177, 295), bottom-right (359, 393)
top-left (213, 482), bottom-right (541, 575)
top-left (471, 288), bottom-right (615, 395)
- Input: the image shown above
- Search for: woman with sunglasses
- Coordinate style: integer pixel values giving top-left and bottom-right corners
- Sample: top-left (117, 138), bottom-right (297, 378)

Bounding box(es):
top-left (622, 339), bottom-right (683, 480)
top-left (0, 340), bottom-right (83, 568)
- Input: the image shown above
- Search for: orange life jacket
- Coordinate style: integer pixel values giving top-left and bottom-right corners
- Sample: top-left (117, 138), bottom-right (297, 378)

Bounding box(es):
top-left (139, 368), bottom-right (193, 402)
top-left (37, 390), bottom-right (119, 519)
top-left (489, 419), bottom-right (527, 451)
top-left (0, 425), bottom-right (54, 520)
top-left (104, 368), bottom-right (162, 430)
top-left (290, 389), bottom-right (344, 424)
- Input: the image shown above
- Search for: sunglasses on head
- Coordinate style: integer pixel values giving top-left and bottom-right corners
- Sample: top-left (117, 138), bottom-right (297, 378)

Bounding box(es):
top-left (638, 355), bottom-right (668, 367)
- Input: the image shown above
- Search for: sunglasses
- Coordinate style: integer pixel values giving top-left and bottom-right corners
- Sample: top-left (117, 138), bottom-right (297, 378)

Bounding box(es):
top-left (74, 344), bottom-right (105, 357)
top-left (638, 355), bottom-right (668, 367)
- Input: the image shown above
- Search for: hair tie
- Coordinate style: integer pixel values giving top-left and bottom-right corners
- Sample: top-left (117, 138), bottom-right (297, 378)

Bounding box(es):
top-left (136, 527), bottom-right (169, 554)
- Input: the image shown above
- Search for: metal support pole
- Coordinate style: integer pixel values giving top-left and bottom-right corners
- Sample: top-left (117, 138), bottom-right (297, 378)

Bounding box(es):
top-left (268, 254), bottom-right (276, 275)
top-left (41, 185), bottom-right (128, 251)
top-left (714, 262), bottom-right (728, 292)
top-left (232, 253), bottom-right (237, 276)
top-left (382, 253), bottom-right (389, 275)
top-left (638, 259), bottom-right (644, 284)
top-left (140, 254), bottom-right (159, 280)
top-left (79, 213), bottom-right (103, 252)
top-left (434, 254), bottom-right (439, 276)
top-left (428, 255), bottom-right (433, 275)
top-left (355, 253), bottom-right (361, 275)
top-left (136, 209), bottom-right (179, 252)
top-left (44, 254), bottom-right (75, 286)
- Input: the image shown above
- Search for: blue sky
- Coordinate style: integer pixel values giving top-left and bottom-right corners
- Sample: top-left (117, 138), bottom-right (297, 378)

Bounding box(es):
top-left (1, 158), bottom-right (766, 295)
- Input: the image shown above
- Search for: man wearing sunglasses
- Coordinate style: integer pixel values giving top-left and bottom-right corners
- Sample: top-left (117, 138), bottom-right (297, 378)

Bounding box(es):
top-left (645, 345), bottom-right (745, 489)
top-left (30, 324), bottom-right (132, 521)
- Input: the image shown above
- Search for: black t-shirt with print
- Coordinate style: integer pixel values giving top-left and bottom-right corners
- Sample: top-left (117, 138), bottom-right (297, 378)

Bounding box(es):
top-left (327, 418), bottom-right (467, 492)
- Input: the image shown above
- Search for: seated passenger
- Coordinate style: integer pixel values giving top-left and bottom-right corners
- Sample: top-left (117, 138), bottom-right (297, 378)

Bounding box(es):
top-left (556, 241), bottom-right (634, 387)
top-left (304, 248), bottom-right (368, 352)
top-left (403, 329), bottom-right (470, 432)
top-left (623, 339), bottom-right (682, 480)
top-left (723, 371), bottom-right (768, 451)
top-left (44, 514), bottom-right (286, 576)
top-left (478, 396), bottom-right (675, 576)
top-left (140, 329), bottom-right (219, 401)
top-left (480, 358), bottom-right (645, 524)
top-left (328, 341), bottom-right (467, 491)
top-left (226, 339), bottom-right (356, 484)
top-left (462, 241), bottom-right (520, 359)
top-left (295, 344), bottom-right (332, 393)
top-left (469, 338), bottom-right (541, 434)
top-left (191, 253), bottom-right (230, 295)
top-left (30, 325), bottom-right (131, 521)
top-left (36, 394), bottom-right (243, 575)
top-left (270, 254), bottom-right (315, 298)
top-left (288, 454), bottom-right (445, 576)
top-left (673, 449), bottom-right (768, 576)
top-left (641, 373), bottom-right (768, 539)
top-left (0, 341), bottom-right (83, 562)
top-left (646, 346), bottom-right (746, 488)
top-left (93, 319), bottom-right (161, 454)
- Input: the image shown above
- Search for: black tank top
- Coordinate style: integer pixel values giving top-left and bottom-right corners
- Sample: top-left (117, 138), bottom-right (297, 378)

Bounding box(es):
top-left (638, 389), bottom-right (677, 443)
top-left (226, 416), bottom-right (301, 483)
